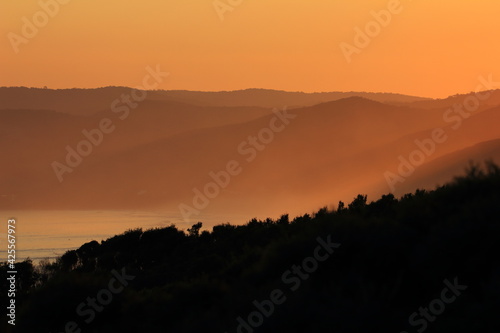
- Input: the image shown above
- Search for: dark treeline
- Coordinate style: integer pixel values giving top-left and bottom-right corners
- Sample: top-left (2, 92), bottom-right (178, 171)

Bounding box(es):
top-left (2, 162), bottom-right (500, 332)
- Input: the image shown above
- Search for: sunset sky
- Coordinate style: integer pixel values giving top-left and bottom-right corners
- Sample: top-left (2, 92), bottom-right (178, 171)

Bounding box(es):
top-left (1, 0), bottom-right (499, 98)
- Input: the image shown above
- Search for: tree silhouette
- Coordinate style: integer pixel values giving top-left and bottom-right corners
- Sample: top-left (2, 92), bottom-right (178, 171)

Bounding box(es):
top-left (187, 222), bottom-right (203, 237)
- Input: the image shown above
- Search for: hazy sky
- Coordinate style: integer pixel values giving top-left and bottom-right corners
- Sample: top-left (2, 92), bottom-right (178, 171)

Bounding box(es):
top-left (1, 0), bottom-right (499, 98)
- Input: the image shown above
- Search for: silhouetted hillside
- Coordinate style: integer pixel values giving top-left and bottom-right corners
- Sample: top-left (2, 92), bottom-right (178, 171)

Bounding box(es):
top-left (3, 163), bottom-right (499, 333)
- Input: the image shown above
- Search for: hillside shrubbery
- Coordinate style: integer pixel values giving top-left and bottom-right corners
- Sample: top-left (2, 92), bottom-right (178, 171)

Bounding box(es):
top-left (2, 162), bottom-right (500, 332)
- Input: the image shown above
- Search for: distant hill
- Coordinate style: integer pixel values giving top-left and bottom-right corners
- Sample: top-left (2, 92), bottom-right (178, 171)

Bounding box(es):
top-left (399, 89), bottom-right (500, 110)
top-left (154, 88), bottom-right (431, 108)
top-left (0, 87), bottom-right (430, 115)
top-left (395, 139), bottom-right (500, 194)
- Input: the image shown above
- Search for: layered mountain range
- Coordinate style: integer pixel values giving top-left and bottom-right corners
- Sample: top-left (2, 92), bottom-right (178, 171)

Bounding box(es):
top-left (1, 87), bottom-right (499, 222)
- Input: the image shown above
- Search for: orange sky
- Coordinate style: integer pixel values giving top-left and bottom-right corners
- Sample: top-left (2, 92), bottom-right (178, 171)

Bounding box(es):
top-left (1, 0), bottom-right (499, 98)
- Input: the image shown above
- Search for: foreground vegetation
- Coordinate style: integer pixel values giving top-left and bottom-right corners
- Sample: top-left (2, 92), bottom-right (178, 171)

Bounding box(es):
top-left (2, 162), bottom-right (500, 332)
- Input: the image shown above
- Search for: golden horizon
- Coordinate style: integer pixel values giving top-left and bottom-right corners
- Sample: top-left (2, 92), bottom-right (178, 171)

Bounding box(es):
top-left (2, 0), bottom-right (499, 99)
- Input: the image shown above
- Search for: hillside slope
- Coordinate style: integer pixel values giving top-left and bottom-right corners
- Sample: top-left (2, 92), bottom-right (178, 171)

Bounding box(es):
top-left (4, 164), bottom-right (499, 333)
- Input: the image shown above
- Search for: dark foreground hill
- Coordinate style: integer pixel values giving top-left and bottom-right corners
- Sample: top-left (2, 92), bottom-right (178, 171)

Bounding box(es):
top-left (2, 162), bottom-right (500, 333)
